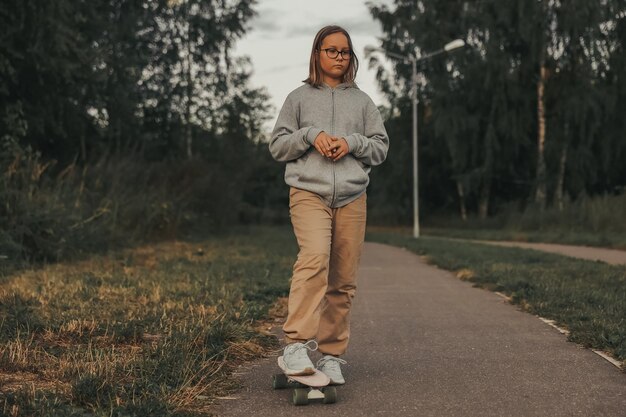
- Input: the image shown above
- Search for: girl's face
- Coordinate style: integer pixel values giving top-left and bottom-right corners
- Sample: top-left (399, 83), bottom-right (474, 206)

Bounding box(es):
top-left (318, 32), bottom-right (351, 84)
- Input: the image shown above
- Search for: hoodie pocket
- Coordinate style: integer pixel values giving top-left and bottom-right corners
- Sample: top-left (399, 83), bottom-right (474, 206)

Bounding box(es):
top-left (342, 155), bottom-right (369, 187)
top-left (297, 151), bottom-right (313, 180)
top-left (296, 151), bottom-right (330, 188)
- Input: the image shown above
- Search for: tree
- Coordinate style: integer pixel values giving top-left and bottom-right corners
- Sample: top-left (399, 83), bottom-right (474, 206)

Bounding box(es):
top-left (369, 0), bottom-right (535, 219)
top-left (0, 0), bottom-right (99, 164)
top-left (139, 0), bottom-right (257, 159)
top-left (0, 0), bottom-right (264, 164)
top-left (368, 0), bottom-right (626, 222)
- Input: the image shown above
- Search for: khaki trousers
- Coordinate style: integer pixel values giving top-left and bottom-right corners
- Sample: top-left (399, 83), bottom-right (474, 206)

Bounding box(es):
top-left (283, 186), bottom-right (367, 356)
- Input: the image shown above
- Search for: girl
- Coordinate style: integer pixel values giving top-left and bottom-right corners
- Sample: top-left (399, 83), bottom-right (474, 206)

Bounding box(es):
top-left (268, 25), bottom-right (389, 385)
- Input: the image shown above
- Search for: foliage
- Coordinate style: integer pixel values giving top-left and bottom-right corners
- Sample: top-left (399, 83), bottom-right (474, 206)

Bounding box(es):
top-left (0, 0), bottom-right (271, 164)
top-left (0, 0), bottom-right (289, 267)
top-left (367, 0), bottom-right (626, 220)
top-left (0, 144), bottom-right (285, 270)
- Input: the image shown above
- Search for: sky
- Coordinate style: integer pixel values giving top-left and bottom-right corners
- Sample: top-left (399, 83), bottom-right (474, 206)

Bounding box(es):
top-left (231, 0), bottom-right (395, 137)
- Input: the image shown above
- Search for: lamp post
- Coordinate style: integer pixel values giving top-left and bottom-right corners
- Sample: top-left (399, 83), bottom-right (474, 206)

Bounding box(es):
top-left (365, 39), bottom-right (465, 238)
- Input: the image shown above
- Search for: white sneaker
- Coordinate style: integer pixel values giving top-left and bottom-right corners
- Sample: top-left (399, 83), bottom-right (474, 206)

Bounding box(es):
top-left (316, 355), bottom-right (347, 385)
top-left (281, 340), bottom-right (318, 376)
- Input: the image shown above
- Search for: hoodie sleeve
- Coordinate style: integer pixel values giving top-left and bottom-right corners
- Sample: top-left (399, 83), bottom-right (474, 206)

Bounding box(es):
top-left (344, 102), bottom-right (389, 166)
top-left (268, 93), bottom-right (324, 162)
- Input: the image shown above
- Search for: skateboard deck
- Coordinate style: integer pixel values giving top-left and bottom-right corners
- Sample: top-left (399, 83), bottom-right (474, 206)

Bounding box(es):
top-left (272, 356), bottom-right (337, 405)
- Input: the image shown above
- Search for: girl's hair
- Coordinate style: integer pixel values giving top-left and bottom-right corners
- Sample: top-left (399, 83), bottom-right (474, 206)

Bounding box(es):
top-left (303, 25), bottom-right (359, 88)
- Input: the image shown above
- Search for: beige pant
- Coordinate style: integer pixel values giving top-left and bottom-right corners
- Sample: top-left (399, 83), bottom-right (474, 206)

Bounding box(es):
top-left (283, 186), bottom-right (367, 356)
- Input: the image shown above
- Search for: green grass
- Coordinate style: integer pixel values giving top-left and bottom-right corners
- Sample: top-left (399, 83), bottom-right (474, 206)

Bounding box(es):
top-left (422, 227), bottom-right (626, 250)
top-left (415, 192), bottom-right (626, 249)
top-left (366, 230), bottom-right (626, 369)
top-left (0, 225), bottom-right (296, 417)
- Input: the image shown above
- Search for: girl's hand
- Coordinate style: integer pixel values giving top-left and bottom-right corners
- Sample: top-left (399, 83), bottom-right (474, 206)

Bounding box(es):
top-left (313, 131), bottom-right (337, 158)
top-left (329, 137), bottom-right (349, 161)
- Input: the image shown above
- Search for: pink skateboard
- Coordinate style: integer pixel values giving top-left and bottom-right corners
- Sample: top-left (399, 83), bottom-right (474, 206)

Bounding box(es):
top-left (272, 356), bottom-right (337, 405)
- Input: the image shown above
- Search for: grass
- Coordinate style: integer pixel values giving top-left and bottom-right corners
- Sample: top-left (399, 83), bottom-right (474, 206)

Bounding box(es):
top-left (366, 230), bottom-right (626, 369)
top-left (3, 223), bottom-right (625, 415)
top-left (367, 225), bottom-right (626, 250)
top-left (0, 145), bottom-right (288, 277)
top-left (0, 225), bottom-right (296, 417)
top-left (414, 192), bottom-right (626, 249)
top-left (422, 227), bottom-right (626, 250)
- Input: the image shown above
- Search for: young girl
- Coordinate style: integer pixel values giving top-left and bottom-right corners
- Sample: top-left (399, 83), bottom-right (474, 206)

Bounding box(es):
top-left (268, 25), bottom-right (389, 385)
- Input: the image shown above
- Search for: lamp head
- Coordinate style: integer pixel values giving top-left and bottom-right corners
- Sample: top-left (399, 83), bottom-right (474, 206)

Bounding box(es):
top-left (444, 39), bottom-right (465, 51)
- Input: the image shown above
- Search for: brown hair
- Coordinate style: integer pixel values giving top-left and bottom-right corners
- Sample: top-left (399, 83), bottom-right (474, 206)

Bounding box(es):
top-left (303, 25), bottom-right (360, 88)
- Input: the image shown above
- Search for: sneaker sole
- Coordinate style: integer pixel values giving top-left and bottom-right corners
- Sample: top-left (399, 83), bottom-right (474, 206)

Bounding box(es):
top-left (320, 373), bottom-right (345, 385)
top-left (317, 368), bottom-right (345, 385)
top-left (278, 356), bottom-right (315, 376)
top-left (329, 379), bottom-right (345, 385)
top-left (284, 367), bottom-right (316, 376)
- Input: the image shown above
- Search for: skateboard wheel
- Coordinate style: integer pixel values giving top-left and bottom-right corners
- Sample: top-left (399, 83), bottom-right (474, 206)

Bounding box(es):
top-left (272, 374), bottom-right (288, 389)
top-left (323, 386), bottom-right (337, 404)
top-left (293, 388), bottom-right (309, 406)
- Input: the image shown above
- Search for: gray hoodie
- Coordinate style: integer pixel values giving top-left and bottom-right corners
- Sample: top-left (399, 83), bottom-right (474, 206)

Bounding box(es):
top-left (269, 81), bottom-right (390, 208)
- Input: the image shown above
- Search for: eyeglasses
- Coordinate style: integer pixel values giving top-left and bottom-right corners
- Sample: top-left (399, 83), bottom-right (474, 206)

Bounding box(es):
top-left (320, 48), bottom-right (352, 60)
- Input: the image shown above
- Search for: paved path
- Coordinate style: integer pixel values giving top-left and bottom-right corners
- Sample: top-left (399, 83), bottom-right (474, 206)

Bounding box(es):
top-left (210, 242), bottom-right (625, 416)
top-left (455, 239), bottom-right (626, 265)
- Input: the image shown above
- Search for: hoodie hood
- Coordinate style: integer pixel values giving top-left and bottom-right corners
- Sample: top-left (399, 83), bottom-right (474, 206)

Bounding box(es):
top-left (318, 80), bottom-right (358, 90)
top-left (324, 81), bottom-right (351, 89)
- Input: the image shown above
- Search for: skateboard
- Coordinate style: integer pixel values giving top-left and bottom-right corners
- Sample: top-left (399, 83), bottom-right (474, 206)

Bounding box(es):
top-left (272, 356), bottom-right (338, 405)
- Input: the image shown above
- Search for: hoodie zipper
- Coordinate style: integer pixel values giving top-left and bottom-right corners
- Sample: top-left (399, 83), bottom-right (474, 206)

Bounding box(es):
top-left (330, 88), bottom-right (337, 207)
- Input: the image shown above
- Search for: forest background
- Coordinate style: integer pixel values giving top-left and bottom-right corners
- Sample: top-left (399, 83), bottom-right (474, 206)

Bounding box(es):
top-left (2, 0), bottom-right (626, 268)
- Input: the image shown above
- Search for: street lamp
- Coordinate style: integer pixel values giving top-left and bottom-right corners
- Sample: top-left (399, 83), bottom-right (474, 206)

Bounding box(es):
top-left (365, 39), bottom-right (465, 238)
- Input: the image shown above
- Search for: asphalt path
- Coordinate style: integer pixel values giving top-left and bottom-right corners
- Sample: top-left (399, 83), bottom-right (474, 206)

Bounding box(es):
top-left (210, 242), bottom-right (625, 416)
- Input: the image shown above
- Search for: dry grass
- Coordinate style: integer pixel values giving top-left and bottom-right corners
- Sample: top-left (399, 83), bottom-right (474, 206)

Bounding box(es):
top-left (455, 268), bottom-right (475, 281)
top-left (0, 226), bottom-right (297, 416)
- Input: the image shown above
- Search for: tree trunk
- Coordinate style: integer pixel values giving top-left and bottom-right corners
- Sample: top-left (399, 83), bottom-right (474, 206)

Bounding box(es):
top-left (184, 2), bottom-right (193, 159)
top-left (478, 178), bottom-right (491, 219)
top-left (480, 110), bottom-right (496, 220)
top-left (80, 111), bottom-right (87, 162)
top-left (185, 54), bottom-right (193, 159)
top-left (555, 146), bottom-right (567, 211)
top-left (456, 180), bottom-right (467, 221)
top-left (555, 128), bottom-right (568, 212)
top-left (534, 63), bottom-right (548, 210)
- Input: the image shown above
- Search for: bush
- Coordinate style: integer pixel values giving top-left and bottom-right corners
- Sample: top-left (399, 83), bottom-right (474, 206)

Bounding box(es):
top-left (0, 144), bottom-right (286, 270)
top-left (425, 191), bottom-right (626, 235)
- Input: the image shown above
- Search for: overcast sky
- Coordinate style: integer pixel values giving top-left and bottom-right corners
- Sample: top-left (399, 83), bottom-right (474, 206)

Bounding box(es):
top-left (232, 0), bottom-right (395, 136)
